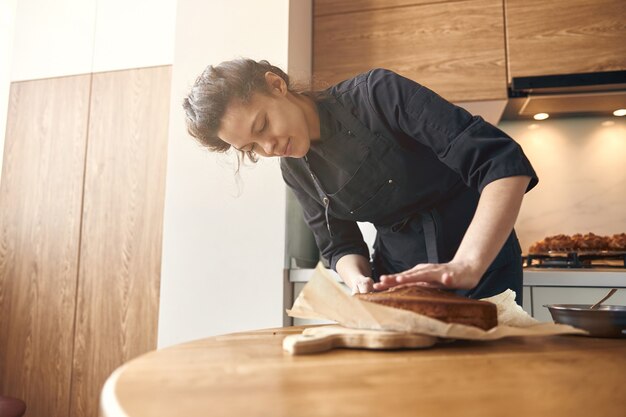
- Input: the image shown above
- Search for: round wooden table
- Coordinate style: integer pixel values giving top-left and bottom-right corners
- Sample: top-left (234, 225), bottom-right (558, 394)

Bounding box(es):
top-left (101, 326), bottom-right (626, 417)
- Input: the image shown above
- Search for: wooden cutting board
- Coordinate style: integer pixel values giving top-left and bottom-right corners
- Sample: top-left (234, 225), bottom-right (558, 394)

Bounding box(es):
top-left (282, 325), bottom-right (439, 354)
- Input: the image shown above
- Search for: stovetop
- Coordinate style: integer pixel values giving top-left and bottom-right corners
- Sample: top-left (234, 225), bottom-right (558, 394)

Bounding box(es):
top-left (523, 251), bottom-right (626, 269)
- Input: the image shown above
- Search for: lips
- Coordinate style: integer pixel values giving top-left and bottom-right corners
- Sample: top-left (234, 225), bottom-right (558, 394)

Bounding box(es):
top-left (283, 138), bottom-right (292, 156)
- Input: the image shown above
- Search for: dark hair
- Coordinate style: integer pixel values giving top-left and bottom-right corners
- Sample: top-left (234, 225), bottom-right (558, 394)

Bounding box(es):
top-left (182, 58), bottom-right (292, 164)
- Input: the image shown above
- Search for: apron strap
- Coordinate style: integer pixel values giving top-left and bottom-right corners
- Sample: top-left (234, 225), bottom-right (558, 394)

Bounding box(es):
top-left (420, 211), bottom-right (439, 263)
top-left (301, 155), bottom-right (333, 237)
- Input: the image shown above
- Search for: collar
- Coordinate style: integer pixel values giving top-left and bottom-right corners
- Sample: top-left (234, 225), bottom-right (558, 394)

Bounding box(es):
top-left (315, 99), bottom-right (342, 141)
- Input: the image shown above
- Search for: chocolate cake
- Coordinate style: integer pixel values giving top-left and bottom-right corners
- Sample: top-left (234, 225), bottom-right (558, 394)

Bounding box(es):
top-left (355, 285), bottom-right (498, 330)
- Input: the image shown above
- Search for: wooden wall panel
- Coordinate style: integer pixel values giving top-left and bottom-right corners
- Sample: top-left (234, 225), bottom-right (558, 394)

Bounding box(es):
top-left (505, 0), bottom-right (626, 79)
top-left (313, 0), bottom-right (507, 102)
top-left (314, 0), bottom-right (452, 16)
top-left (69, 66), bottom-right (171, 417)
top-left (0, 75), bottom-right (91, 416)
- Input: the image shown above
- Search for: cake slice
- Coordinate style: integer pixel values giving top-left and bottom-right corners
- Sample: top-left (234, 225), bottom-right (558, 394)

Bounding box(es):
top-left (355, 285), bottom-right (498, 330)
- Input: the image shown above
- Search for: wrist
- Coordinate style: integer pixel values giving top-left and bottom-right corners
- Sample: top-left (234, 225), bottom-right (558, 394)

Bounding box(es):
top-left (336, 254), bottom-right (372, 283)
top-left (449, 256), bottom-right (486, 278)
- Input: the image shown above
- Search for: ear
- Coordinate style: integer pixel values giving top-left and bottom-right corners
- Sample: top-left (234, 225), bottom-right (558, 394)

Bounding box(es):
top-left (264, 71), bottom-right (287, 96)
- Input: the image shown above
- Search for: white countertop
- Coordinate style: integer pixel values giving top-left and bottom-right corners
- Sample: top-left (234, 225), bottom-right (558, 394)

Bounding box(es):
top-left (523, 268), bottom-right (626, 287)
top-left (288, 267), bottom-right (626, 288)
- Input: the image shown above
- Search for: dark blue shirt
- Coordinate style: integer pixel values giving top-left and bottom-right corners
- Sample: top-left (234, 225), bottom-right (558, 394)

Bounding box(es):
top-left (280, 68), bottom-right (538, 273)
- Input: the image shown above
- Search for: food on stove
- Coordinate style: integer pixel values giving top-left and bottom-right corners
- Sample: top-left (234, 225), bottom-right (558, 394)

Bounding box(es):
top-left (609, 233), bottom-right (626, 251)
top-left (529, 232), bottom-right (626, 253)
top-left (529, 234), bottom-right (572, 253)
top-left (354, 284), bottom-right (498, 330)
top-left (572, 233), bottom-right (611, 250)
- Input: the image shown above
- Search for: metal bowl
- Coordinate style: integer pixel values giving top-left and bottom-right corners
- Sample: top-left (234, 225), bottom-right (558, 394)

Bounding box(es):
top-left (545, 304), bottom-right (626, 338)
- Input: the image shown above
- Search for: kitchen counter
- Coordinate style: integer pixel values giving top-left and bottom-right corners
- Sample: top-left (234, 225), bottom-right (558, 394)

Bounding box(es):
top-left (289, 267), bottom-right (626, 287)
top-left (523, 268), bottom-right (626, 287)
top-left (101, 326), bottom-right (625, 417)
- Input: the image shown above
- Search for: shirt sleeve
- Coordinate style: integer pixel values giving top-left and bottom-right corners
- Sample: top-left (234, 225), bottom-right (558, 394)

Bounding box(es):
top-left (281, 166), bottom-right (370, 272)
top-left (366, 68), bottom-right (539, 193)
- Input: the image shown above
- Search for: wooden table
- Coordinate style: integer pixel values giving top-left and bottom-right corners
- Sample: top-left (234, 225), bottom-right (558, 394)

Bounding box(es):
top-left (101, 326), bottom-right (626, 417)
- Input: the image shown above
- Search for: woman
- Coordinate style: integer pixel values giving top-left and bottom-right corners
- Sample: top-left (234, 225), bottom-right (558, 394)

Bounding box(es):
top-left (183, 59), bottom-right (538, 305)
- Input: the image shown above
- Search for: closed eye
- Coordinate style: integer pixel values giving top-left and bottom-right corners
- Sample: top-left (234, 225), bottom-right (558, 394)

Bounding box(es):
top-left (238, 115), bottom-right (268, 153)
top-left (259, 115), bottom-right (268, 133)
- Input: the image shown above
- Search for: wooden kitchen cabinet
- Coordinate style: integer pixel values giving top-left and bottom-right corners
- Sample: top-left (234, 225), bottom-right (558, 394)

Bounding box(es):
top-left (69, 66), bottom-right (170, 417)
top-left (314, 0), bottom-right (453, 16)
top-left (313, 0), bottom-right (508, 102)
top-left (505, 0), bottom-right (626, 79)
top-left (0, 75), bottom-right (91, 417)
top-left (0, 66), bottom-right (170, 417)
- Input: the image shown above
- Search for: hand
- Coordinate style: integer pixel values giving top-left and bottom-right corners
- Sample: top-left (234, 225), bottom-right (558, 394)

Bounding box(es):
top-left (347, 276), bottom-right (375, 294)
top-left (373, 260), bottom-right (483, 291)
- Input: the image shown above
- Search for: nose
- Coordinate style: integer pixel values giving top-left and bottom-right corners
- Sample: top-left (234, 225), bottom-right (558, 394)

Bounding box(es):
top-left (260, 137), bottom-right (278, 155)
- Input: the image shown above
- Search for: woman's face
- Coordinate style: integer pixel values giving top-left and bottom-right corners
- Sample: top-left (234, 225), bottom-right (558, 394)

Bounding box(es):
top-left (217, 72), bottom-right (319, 158)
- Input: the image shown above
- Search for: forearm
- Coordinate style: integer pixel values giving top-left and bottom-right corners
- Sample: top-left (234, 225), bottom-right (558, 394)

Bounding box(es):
top-left (336, 254), bottom-right (372, 287)
top-left (452, 175), bottom-right (531, 275)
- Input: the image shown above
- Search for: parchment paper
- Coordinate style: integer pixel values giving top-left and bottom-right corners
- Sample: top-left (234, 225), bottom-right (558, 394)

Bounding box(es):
top-left (287, 262), bottom-right (588, 340)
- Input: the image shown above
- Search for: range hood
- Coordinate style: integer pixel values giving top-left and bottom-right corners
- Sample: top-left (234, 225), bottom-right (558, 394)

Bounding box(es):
top-left (501, 70), bottom-right (626, 121)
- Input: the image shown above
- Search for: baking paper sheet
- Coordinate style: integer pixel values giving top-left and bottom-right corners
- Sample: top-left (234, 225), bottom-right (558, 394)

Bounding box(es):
top-left (286, 262), bottom-right (587, 340)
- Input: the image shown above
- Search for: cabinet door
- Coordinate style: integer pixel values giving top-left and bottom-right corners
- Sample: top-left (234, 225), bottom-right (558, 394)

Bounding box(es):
top-left (505, 0), bottom-right (626, 78)
top-left (0, 75), bottom-right (91, 416)
top-left (522, 286), bottom-right (532, 316)
top-left (69, 66), bottom-right (171, 417)
top-left (532, 287), bottom-right (626, 322)
top-left (315, 0), bottom-right (451, 16)
top-left (314, 0), bottom-right (507, 102)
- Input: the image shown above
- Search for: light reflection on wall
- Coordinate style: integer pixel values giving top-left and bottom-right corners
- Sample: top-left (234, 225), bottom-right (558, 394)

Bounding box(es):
top-left (497, 116), bottom-right (626, 255)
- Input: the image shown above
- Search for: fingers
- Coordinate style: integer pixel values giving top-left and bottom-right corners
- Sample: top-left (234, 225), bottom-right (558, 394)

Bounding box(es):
top-left (397, 270), bottom-right (450, 284)
top-left (378, 267), bottom-right (455, 289)
top-left (380, 263), bottom-right (432, 280)
top-left (397, 270), bottom-right (449, 286)
top-left (372, 281), bottom-right (439, 291)
top-left (351, 277), bottom-right (375, 294)
top-left (372, 282), bottom-right (394, 291)
top-left (380, 271), bottom-right (441, 285)
top-left (375, 262), bottom-right (481, 291)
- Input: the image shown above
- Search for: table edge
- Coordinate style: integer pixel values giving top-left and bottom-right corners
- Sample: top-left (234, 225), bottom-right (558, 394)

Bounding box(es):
top-left (100, 363), bottom-right (131, 417)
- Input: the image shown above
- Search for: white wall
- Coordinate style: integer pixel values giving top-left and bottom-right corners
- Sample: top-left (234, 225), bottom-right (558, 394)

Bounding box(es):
top-left (10, 0), bottom-right (176, 81)
top-left (11, 0), bottom-right (97, 81)
top-left (0, 0), bottom-right (18, 181)
top-left (158, 0), bottom-right (311, 348)
top-left (92, 0), bottom-right (177, 73)
top-left (499, 116), bottom-right (626, 254)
